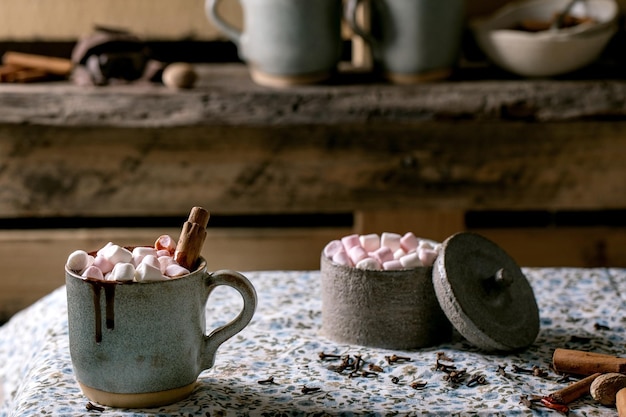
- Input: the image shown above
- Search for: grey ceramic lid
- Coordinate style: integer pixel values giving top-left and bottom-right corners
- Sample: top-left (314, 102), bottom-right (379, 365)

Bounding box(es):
top-left (432, 232), bottom-right (540, 352)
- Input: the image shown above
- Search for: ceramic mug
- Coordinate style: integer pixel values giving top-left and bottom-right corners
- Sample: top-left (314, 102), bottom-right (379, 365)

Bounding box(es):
top-left (346, 0), bottom-right (465, 83)
top-left (205, 0), bottom-right (343, 87)
top-left (66, 256), bottom-right (257, 408)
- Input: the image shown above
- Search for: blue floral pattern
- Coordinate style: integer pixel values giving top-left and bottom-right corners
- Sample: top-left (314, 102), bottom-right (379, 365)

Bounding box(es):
top-left (1, 268), bottom-right (626, 416)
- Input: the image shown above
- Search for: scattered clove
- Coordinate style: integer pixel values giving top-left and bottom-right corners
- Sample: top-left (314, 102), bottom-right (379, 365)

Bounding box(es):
top-left (368, 363), bottom-right (384, 373)
top-left (410, 381), bottom-right (428, 390)
top-left (86, 402), bottom-right (105, 412)
top-left (318, 352), bottom-right (342, 361)
top-left (257, 376), bottom-right (277, 385)
top-left (385, 354), bottom-right (411, 364)
top-left (301, 385), bottom-right (321, 395)
top-left (466, 373), bottom-right (487, 387)
top-left (497, 365), bottom-right (507, 377)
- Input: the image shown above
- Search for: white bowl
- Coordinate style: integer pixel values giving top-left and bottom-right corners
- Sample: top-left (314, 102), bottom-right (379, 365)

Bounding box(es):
top-left (473, 0), bottom-right (618, 77)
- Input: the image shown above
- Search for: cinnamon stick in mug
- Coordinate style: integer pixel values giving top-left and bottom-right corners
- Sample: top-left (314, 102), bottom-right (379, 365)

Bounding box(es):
top-left (553, 348), bottom-right (626, 376)
top-left (175, 207), bottom-right (210, 270)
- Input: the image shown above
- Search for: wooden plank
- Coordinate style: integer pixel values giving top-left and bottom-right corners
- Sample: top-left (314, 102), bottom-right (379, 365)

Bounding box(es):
top-left (1, 119), bottom-right (626, 217)
top-left (0, 226), bottom-right (350, 322)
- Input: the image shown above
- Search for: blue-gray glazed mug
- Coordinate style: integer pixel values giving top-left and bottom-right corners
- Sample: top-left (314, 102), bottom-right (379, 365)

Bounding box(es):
top-left (206, 0), bottom-right (343, 87)
top-left (66, 256), bottom-right (257, 408)
top-left (346, 0), bottom-right (465, 83)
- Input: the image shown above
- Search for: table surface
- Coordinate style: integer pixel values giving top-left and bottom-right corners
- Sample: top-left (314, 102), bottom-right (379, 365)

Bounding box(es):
top-left (2, 268), bottom-right (626, 416)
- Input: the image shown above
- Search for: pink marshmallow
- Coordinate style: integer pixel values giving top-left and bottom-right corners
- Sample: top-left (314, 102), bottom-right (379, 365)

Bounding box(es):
top-left (418, 247), bottom-right (439, 266)
top-left (341, 234), bottom-right (361, 251)
top-left (381, 232), bottom-right (402, 252)
top-left (332, 251), bottom-right (352, 266)
top-left (165, 264), bottom-right (190, 278)
top-left (393, 248), bottom-right (406, 260)
top-left (348, 245), bottom-right (368, 264)
top-left (400, 232), bottom-right (419, 252)
top-left (155, 234), bottom-right (177, 254)
top-left (359, 234), bottom-right (380, 252)
top-left (156, 249), bottom-right (171, 258)
top-left (371, 246), bottom-right (394, 264)
top-left (323, 240), bottom-right (344, 258)
top-left (383, 260), bottom-right (403, 270)
top-left (82, 265), bottom-right (104, 280)
top-left (93, 255), bottom-right (115, 274)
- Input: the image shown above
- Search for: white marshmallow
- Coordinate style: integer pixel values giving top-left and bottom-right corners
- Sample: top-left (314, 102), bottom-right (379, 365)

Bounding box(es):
top-left (81, 265), bottom-right (104, 280)
top-left (383, 260), bottom-right (403, 270)
top-left (348, 245), bottom-right (368, 264)
top-left (418, 240), bottom-right (434, 250)
top-left (141, 254), bottom-right (161, 270)
top-left (108, 262), bottom-right (136, 282)
top-left (400, 232), bottom-right (419, 252)
top-left (158, 256), bottom-right (177, 273)
top-left (132, 247), bottom-right (157, 266)
top-left (323, 240), bottom-right (344, 258)
top-left (381, 232), bottom-right (402, 252)
top-left (355, 257), bottom-right (381, 270)
top-left (135, 262), bottom-right (167, 282)
top-left (359, 234), bottom-right (380, 252)
top-left (96, 242), bottom-right (114, 257)
top-left (100, 244), bottom-right (132, 265)
top-left (399, 252), bottom-right (422, 268)
top-left (165, 264), bottom-right (190, 278)
top-left (393, 248), bottom-right (406, 260)
top-left (66, 250), bottom-right (91, 273)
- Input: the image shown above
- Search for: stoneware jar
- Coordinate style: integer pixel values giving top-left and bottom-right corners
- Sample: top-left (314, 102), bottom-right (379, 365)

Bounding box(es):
top-left (66, 256), bottom-right (257, 408)
top-left (321, 232), bottom-right (540, 352)
top-left (206, 0), bottom-right (343, 87)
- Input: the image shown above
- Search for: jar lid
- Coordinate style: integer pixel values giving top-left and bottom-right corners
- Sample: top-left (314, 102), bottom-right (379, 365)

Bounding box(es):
top-left (432, 232), bottom-right (540, 352)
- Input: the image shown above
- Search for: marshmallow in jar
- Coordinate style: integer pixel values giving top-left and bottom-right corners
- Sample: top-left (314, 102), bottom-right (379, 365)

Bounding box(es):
top-left (321, 232), bottom-right (540, 351)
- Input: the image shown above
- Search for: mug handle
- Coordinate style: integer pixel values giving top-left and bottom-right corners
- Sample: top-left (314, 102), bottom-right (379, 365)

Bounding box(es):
top-left (345, 0), bottom-right (377, 46)
top-left (205, 0), bottom-right (242, 47)
top-left (201, 269), bottom-right (257, 370)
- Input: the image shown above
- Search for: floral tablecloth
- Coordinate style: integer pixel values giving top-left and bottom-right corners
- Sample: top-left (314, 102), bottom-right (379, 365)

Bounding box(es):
top-left (2, 268), bottom-right (626, 416)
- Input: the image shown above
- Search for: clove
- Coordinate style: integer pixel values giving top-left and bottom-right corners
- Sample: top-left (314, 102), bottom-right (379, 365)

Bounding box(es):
top-left (385, 354), bottom-right (411, 364)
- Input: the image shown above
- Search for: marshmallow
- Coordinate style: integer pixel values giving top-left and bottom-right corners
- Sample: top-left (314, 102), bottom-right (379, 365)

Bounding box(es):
top-left (96, 242), bottom-right (114, 257)
top-left (371, 246), bottom-right (394, 264)
top-left (158, 255), bottom-right (177, 273)
top-left (66, 250), bottom-right (92, 273)
top-left (341, 234), bottom-right (361, 251)
top-left (332, 251), bottom-right (352, 266)
top-left (156, 249), bottom-right (171, 258)
top-left (383, 260), bottom-right (403, 270)
top-left (381, 232), bottom-right (402, 252)
top-left (93, 255), bottom-right (115, 274)
top-left (393, 248), bottom-right (406, 260)
top-left (141, 254), bottom-right (161, 270)
top-left (135, 262), bottom-right (167, 282)
top-left (100, 244), bottom-right (132, 265)
top-left (400, 232), bottom-right (419, 252)
top-left (399, 252), bottom-right (422, 268)
top-left (82, 265), bottom-right (104, 280)
top-left (323, 240), bottom-right (344, 258)
top-left (348, 245), bottom-right (368, 264)
top-left (355, 257), bottom-right (381, 270)
top-left (418, 247), bottom-right (439, 267)
top-left (108, 262), bottom-right (136, 282)
top-left (132, 246), bottom-right (158, 266)
top-left (155, 234), bottom-right (177, 254)
top-left (359, 234), bottom-right (380, 252)
top-left (418, 240), bottom-right (434, 250)
top-left (165, 264), bottom-right (190, 278)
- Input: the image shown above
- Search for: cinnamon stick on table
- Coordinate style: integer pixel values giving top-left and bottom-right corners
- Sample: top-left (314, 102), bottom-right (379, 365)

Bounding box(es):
top-left (547, 372), bottom-right (601, 405)
top-left (175, 207), bottom-right (210, 270)
top-left (553, 348), bottom-right (626, 376)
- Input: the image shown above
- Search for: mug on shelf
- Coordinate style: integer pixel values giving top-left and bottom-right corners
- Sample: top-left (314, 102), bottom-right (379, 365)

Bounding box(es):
top-left (346, 0), bottom-right (465, 83)
top-left (206, 0), bottom-right (343, 87)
